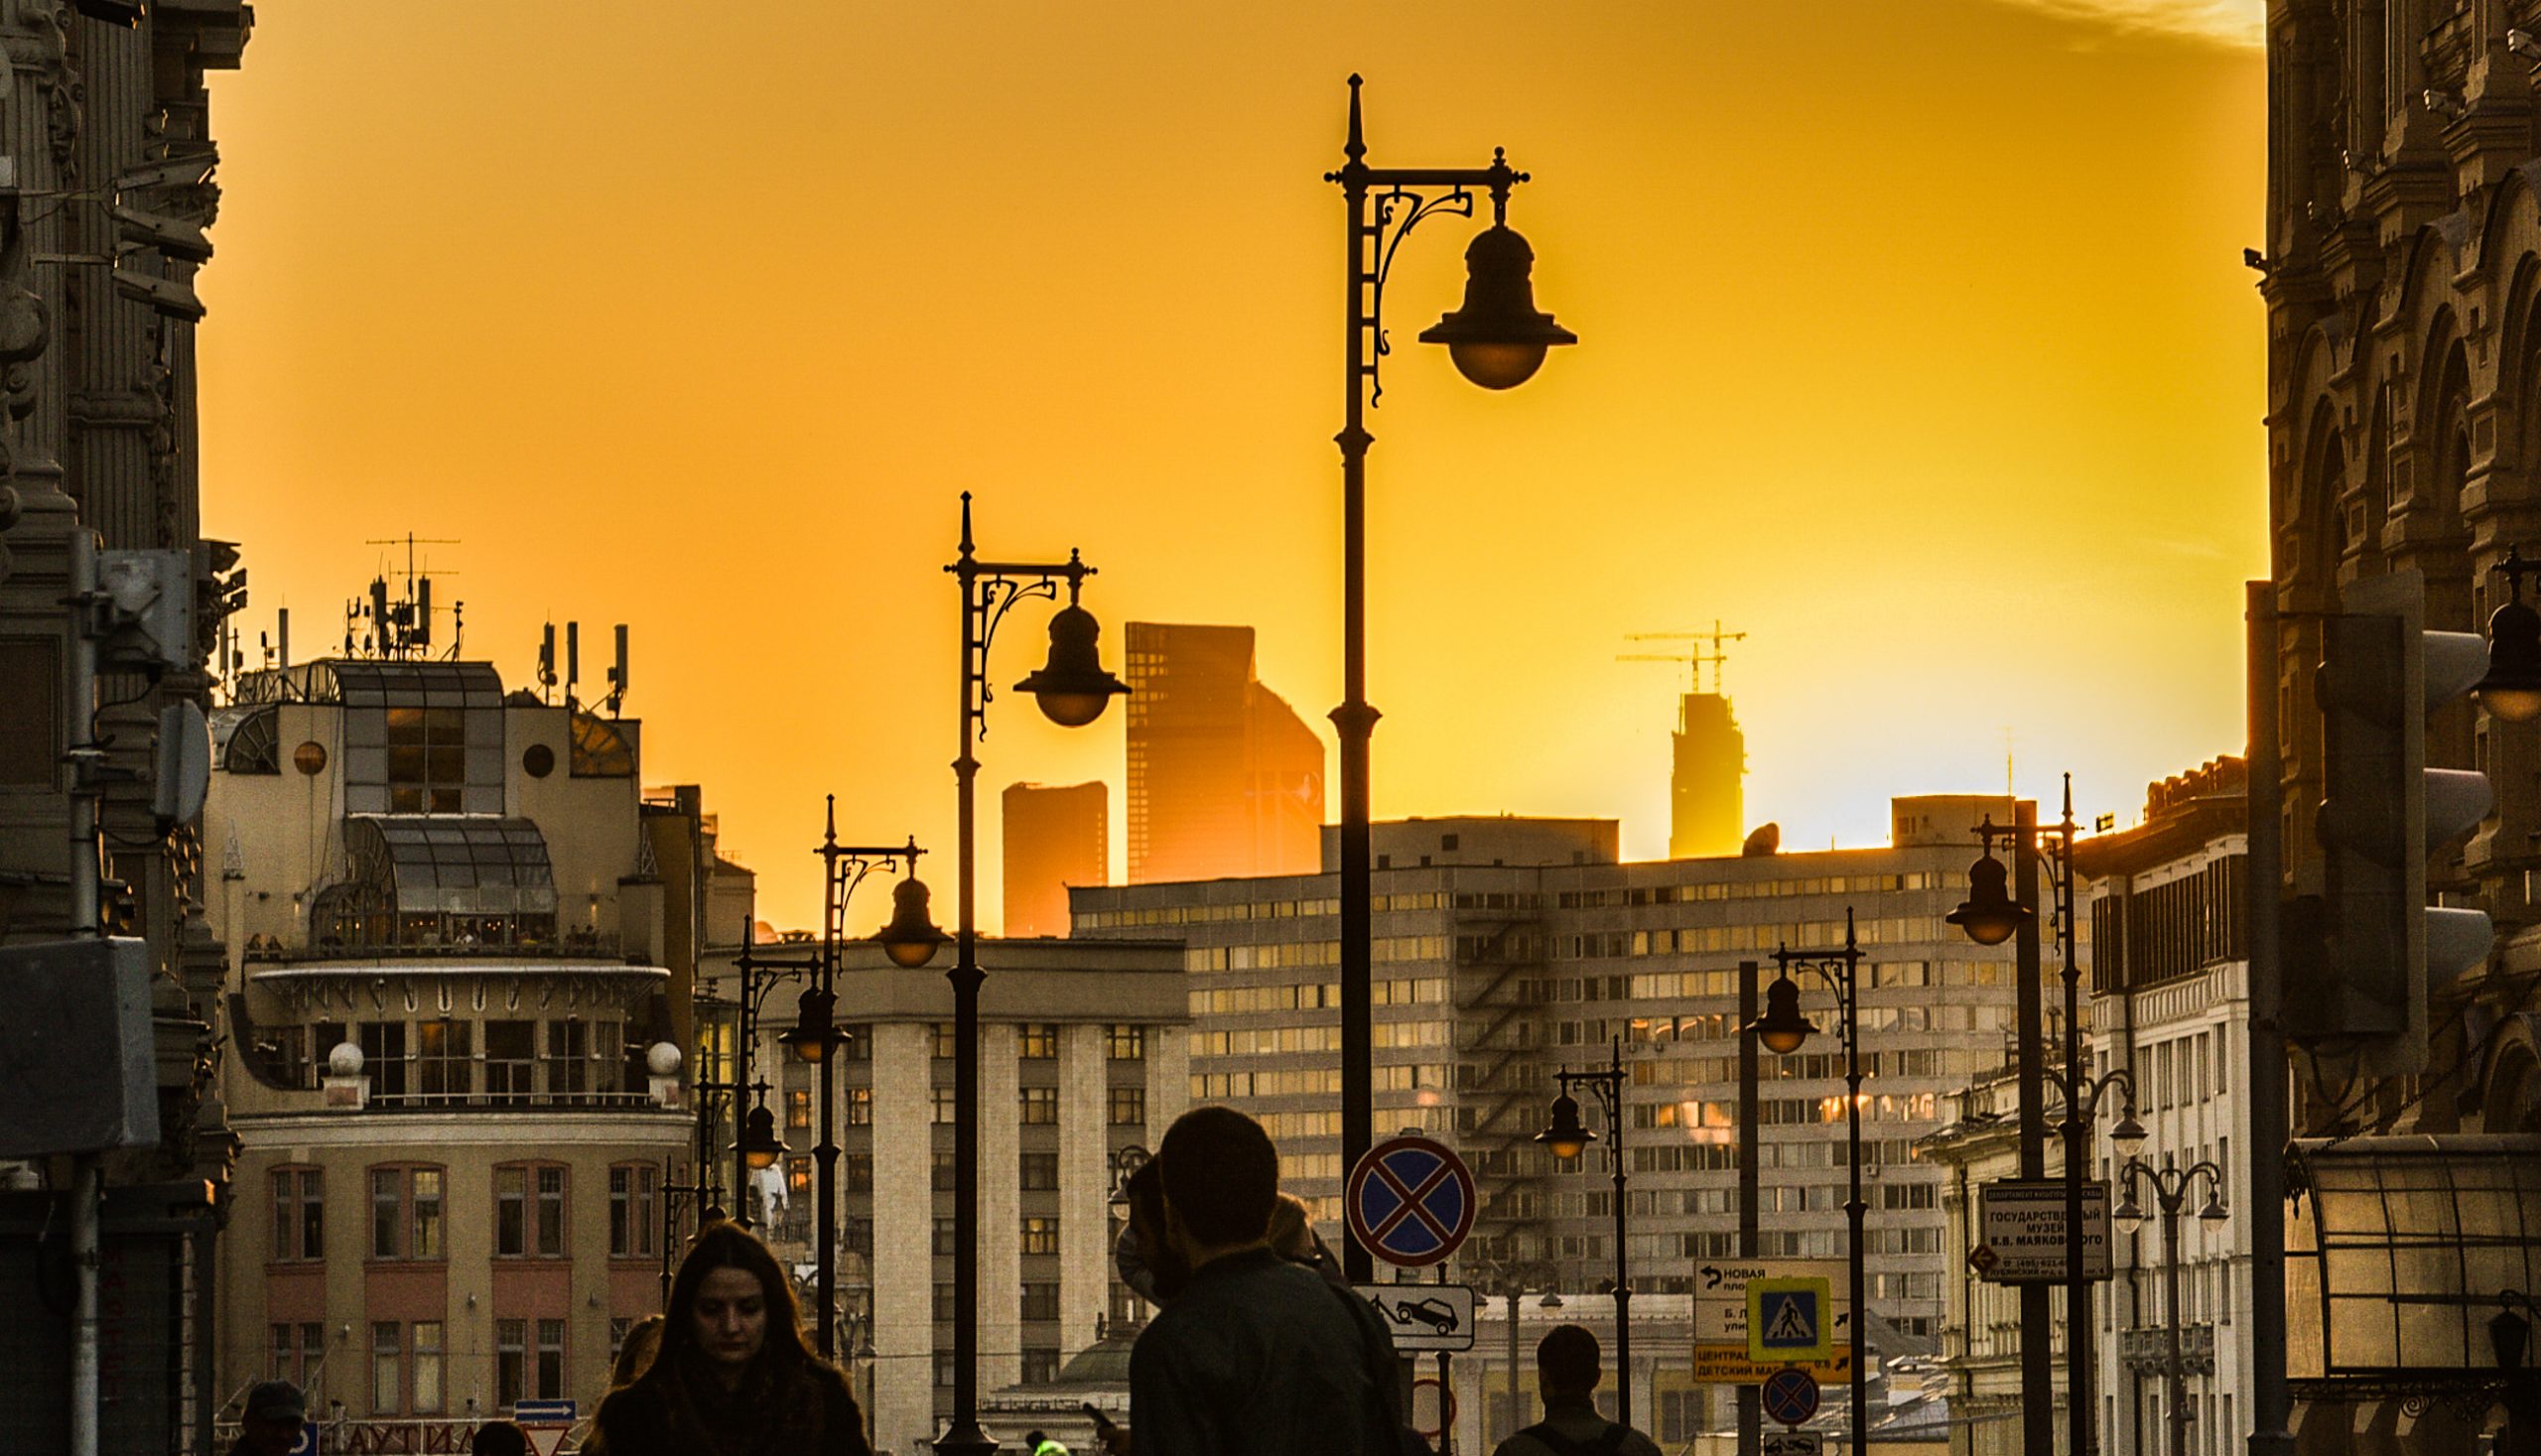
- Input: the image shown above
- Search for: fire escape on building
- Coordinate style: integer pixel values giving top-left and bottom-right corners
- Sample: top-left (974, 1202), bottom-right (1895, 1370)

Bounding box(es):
top-left (1451, 904), bottom-right (1552, 1264)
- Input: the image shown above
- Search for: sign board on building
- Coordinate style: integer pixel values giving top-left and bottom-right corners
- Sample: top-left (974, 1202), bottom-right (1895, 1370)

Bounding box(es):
top-left (1694, 1258), bottom-right (1848, 1343)
top-left (1693, 1343), bottom-right (1851, 1386)
top-left (1354, 1282), bottom-right (1477, 1352)
top-left (1976, 1178), bottom-right (2112, 1283)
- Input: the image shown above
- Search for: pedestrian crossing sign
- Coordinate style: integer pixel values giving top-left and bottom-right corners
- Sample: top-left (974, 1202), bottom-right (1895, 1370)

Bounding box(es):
top-left (1748, 1276), bottom-right (1833, 1363)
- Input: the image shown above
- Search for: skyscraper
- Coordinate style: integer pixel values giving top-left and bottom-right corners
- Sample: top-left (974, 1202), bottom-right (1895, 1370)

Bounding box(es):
top-left (1668, 688), bottom-right (1745, 859)
top-left (1124, 622), bottom-right (1324, 883)
top-left (1003, 780), bottom-right (1108, 937)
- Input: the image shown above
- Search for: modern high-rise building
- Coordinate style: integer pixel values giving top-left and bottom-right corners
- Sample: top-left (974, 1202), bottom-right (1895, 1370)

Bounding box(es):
top-left (1003, 781), bottom-right (1108, 937)
top-left (1071, 794), bottom-right (2035, 1449)
top-left (1123, 622), bottom-right (1324, 883)
top-left (1669, 689), bottom-right (1746, 859)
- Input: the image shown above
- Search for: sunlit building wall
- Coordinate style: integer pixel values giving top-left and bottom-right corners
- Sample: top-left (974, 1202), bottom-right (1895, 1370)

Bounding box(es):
top-left (1072, 799), bottom-right (2038, 1434)
top-left (1123, 622), bottom-right (1324, 884)
top-left (1003, 781), bottom-right (1109, 938)
top-left (1669, 691), bottom-right (1746, 859)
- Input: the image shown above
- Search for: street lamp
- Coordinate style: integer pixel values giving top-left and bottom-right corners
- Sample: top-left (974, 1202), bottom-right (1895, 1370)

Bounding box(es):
top-left (1535, 1038), bottom-right (1631, 1423)
top-left (2113, 1156), bottom-right (2227, 1456)
top-left (941, 491), bottom-right (1126, 1456)
top-left (735, 1080), bottom-right (786, 1171)
top-left (1750, 909), bottom-right (1870, 1455)
top-left (1326, 76), bottom-right (1574, 1276)
top-left (2477, 548), bottom-right (2541, 722)
top-left (771, 802), bottom-right (936, 1359)
top-left (1951, 781), bottom-right (2087, 1456)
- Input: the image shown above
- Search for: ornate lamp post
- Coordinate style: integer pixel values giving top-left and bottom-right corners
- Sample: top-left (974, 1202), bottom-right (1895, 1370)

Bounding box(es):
top-left (1750, 910), bottom-right (1869, 1454)
top-left (940, 492), bottom-right (1127, 1456)
top-left (2113, 1157), bottom-right (2227, 1456)
top-left (773, 803), bottom-right (940, 1358)
top-left (1949, 782), bottom-right (2082, 1456)
top-left (1535, 1039), bottom-right (1631, 1421)
top-left (1326, 77), bottom-right (1575, 1275)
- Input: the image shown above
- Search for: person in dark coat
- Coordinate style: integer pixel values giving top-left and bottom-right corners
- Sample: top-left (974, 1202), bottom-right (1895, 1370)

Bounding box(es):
top-left (591, 1220), bottom-right (869, 1456)
top-left (228, 1380), bottom-right (305, 1456)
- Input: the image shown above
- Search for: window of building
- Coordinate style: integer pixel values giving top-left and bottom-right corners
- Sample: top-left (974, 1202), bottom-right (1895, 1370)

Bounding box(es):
top-left (842, 1218), bottom-right (872, 1257)
top-left (934, 1219), bottom-right (958, 1257)
top-left (1022, 1216), bottom-right (1059, 1256)
top-left (1020, 1152), bottom-right (1059, 1191)
top-left (842, 1023), bottom-right (869, 1061)
top-left (847, 1087), bottom-right (871, 1125)
top-left (272, 1168), bottom-right (323, 1261)
top-left (412, 1322), bottom-right (444, 1413)
top-left (932, 1086), bottom-right (957, 1125)
top-left (1022, 1347), bottom-right (1061, 1385)
top-left (1021, 1283), bottom-right (1060, 1322)
top-left (371, 1167), bottom-right (402, 1258)
top-left (372, 1322), bottom-right (402, 1414)
top-left (934, 1282), bottom-right (957, 1323)
top-left (1017, 1023), bottom-right (1058, 1059)
top-left (786, 1088), bottom-right (812, 1131)
top-left (537, 1319), bottom-right (566, 1400)
top-left (932, 1023), bottom-right (958, 1060)
top-left (359, 1020), bottom-right (410, 1101)
top-left (536, 1166), bottom-right (566, 1256)
top-left (486, 1020), bottom-right (536, 1104)
top-left (846, 1153), bottom-right (873, 1194)
top-left (931, 1150), bottom-right (955, 1191)
top-left (271, 1322), bottom-right (324, 1387)
top-left (545, 1020), bottom-right (590, 1096)
top-left (385, 704), bottom-right (467, 812)
top-left (496, 1319), bottom-right (526, 1408)
top-left (609, 1163), bottom-right (658, 1259)
top-left (495, 1164), bottom-right (564, 1257)
top-left (1108, 1086), bottom-right (1146, 1127)
top-left (417, 1018), bottom-right (470, 1100)
top-left (1019, 1087), bottom-right (1058, 1125)
top-left (1107, 1023), bottom-right (1145, 1061)
top-left (935, 1352), bottom-right (956, 1389)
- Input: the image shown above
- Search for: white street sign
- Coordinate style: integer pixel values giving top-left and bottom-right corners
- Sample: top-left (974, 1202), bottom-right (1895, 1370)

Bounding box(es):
top-left (1976, 1179), bottom-right (2112, 1282)
top-left (1763, 1431), bottom-right (1824, 1456)
top-left (1356, 1282), bottom-right (1477, 1351)
top-left (1694, 1258), bottom-right (1849, 1342)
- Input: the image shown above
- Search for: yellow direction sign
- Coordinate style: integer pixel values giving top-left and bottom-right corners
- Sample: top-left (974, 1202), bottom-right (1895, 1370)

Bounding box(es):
top-left (1748, 1276), bottom-right (1834, 1363)
top-left (1693, 1343), bottom-right (1851, 1386)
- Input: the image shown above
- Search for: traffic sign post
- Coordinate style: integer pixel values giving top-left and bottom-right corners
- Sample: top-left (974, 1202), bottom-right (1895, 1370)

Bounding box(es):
top-left (1748, 1277), bottom-right (1834, 1364)
top-left (1695, 1258), bottom-right (1848, 1343)
top-left (1345, 1136), bottom-right (1477, 1268)
top-left (1760, 1368), bottom-right (1821, 1427)
top-left (1976, 1178), bottom-right (2111, 1283)
top-left (1354, 1282), bottom-right (1477, 1352)
top-left (1763, 1431), bottom-right (1824, 1456)
top-left (1693, 1343), bottom-right (1851, 1385)
top-left (513, 1398), bottom-right (577, 1456)
top-left (1410, 1375), bottom-right (1456, 1441)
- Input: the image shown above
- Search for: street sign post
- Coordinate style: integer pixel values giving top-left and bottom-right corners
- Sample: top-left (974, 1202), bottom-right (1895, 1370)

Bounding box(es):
top-left (1345, 1135), bottom-right (1477, 1267)
top-left (1761, 1368), bottom-right (1821, 1427)
top-left (1693, 1343), bottom-right (1851, 1385)
top-left (1762, 1431), bottom-right (1824, 1456)
top-left (513, 1398), bottom-right (577, 1456)
top-left (1748, 1277), bottom-right (1834, 1364)
top-left (1695, 1258), bottom-right (1848, 1343)
top-left (1354, 1282), bottom-right (1477, 1352)
top-left (1975, 1178), bottom-right (2112, 1283)
top-left (1410, 1375), bottom-right (1456, 1441)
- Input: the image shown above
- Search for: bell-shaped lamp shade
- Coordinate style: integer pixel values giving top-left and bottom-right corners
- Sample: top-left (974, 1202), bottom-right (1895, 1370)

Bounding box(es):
top-left (2489, 1306), bottom-right (2532, 1373)
top-left (2114, 1195), bottom-right (2146, 1236)
top-left (875, 876), bottom-right (946, 969)
top-left (1749, 975), bottom-right (1815, 1056)
top-left (1014, 604), bottom-right (1130, 728)
top-left (2198, 1195), bottom-right (2229, 1223)
top-left (2109, 1109), bottom-right (2149, 1152)
top-left (1416, 223), bottom-right (1577, 390)
top-left (1535, 1092), bottom-right (1594, 1160)
top-left (779, 986), bottom-right (844, 1063)
top-left (2478, 596), bottom-right (2541, 723)
top-left (735, 1103), bottom-right (786, 1170)
top-left (1947, 851), bottom-right (2033, 947)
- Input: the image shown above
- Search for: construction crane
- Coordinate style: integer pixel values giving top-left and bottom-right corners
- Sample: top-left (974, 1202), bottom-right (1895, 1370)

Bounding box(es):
top-left (1618, 621), bottom-right (1747, 696)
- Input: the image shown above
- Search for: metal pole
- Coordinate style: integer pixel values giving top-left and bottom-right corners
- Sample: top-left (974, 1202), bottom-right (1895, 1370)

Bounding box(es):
top-left (1508, 1284), bottom-right (1523, 1442)
top-left (817, 848), bottom-right (839, 1359)
top-left (69, 1156), bottom-right (98, 1456)
top-left (2243, 581), bottom-right (2294, 1456)
top-left (2059, 780), bottom-right (2093, 1456)
top-left (1334, 75), bottom-right (1378, 1283)
top-left (733, 965), bottom-right (752, 1231)
top-left (1608, 1037), bottom-right (1631, 1426)
top-left (1842, 918), bottom-right (1868, 1455)
top-left (944, 502), bottom-right (993, 1456)
top-left (2016, 803), bottom-right (2054, 1456)
top-left (2162, 1202), bottom-right (2185, 1456)
top-left (1740, 959), bottom-right (1761, 1456)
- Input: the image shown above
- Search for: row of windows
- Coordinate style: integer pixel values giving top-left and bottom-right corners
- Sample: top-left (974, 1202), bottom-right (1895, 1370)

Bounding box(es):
top-left (923, 1023), bottom-right (1148, 1060)
top-left (1182, 939), bottom-right (1451, 975)
top-left (908, 1085), bottom-right (1144, 1126)
top-left (276, 1163), bottom-right (659, 1262)
top-left (1188, 976), bottom-right (1448, 1014)
top-left (1559, 873), bottom-right (1938, 908)
top-left (1191, 1063), bottom-right (1446, 1100)
top-left (1629, 1091), bottom-right (1941, 1131)
top-left (1636, 1046), bottom-right (1963, 1086)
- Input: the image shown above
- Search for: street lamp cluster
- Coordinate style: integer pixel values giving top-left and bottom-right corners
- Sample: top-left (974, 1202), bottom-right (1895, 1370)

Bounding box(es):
top-left (1533, 1040), bottom-right (1632, 1418)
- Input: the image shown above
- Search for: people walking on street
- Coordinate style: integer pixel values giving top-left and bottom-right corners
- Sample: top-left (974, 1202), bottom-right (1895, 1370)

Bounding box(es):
top-left (590, 1220), bottom-right (869, 1456)
top-left (1127, 1105), bottom-right (1417, 1455)
top-left (1489, 1324), bottom-right (1662, 1456)
top-left (226, 1381), bottom-right (306, 1456)
top-left (1025, 1428), bottom-right (1072, 1456)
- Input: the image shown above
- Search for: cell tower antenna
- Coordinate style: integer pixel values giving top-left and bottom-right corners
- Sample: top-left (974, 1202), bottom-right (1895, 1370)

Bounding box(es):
top-left (1619, 621), bottom-right (1748, 696)
top-left (361, 533), bottom-right (461, 659)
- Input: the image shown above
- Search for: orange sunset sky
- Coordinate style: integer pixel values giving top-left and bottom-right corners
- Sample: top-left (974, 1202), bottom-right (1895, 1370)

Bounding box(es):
top-left (196, 2), bottom-right (2269, 932)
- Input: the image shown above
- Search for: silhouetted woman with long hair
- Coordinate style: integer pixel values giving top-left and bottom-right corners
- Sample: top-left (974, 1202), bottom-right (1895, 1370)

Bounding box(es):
top-left (592, 1221), bottom-right (869, 1456)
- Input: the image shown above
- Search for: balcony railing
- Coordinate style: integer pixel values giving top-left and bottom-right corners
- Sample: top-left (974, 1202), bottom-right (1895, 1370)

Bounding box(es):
top-left (244, 932), bottom-right (633, 964)
top-left (2119, 1321), bottom-right (2216, 1375)
top-left (325, 1086), bottom-right (665, 1115)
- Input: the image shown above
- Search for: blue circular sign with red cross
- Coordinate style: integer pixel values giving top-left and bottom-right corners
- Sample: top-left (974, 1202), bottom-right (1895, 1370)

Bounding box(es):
top-left (1345, 1135), bottom-right (1476, 1267)
top-left (1762, 1368), bottom-right (1820, 1427)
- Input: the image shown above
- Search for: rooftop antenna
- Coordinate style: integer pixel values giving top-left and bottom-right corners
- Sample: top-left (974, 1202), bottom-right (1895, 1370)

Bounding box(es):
top-left (361, 533), bottom-right (459, 659)
top-left (2004, 727), bottom-right (2015, 796)
top-left (538, 623), bottom-right (558, 705)
top-left (603, 623), bottom-right (629, 716)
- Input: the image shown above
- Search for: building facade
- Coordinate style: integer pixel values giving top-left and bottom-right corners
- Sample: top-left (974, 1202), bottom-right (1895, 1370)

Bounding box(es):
top-left (1073, 797), bottom-right (2039, 1438)
top-left (714, 935), bottom-right (1188, 1456)
top-left (204, 651), bottom-right (728, 1441)
top-left (1670, 688), bottom-right (1747, 860)
top-left (0, 6), bottom-right (255, 1451)
top-left (1123, 621), bottom-right (1323, 884)
top-left (1003, 780), bottom-right (1108, 938)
